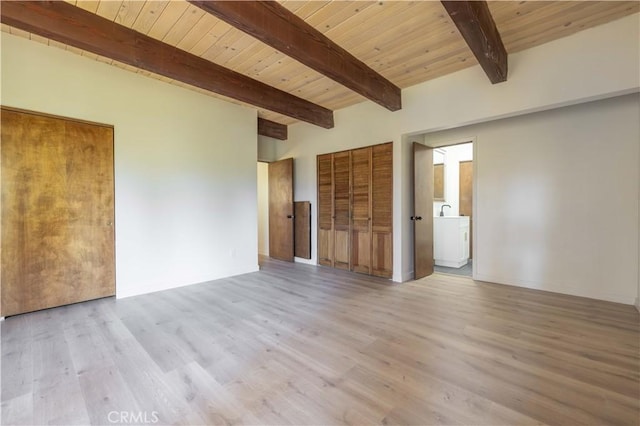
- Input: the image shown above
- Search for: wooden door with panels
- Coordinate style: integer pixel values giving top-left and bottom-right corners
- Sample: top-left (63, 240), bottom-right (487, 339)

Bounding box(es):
top-left (371, 143), bottom-right (393, 278)
top-left (459, 160), bottom-right (473, 259)
top-left (1, 107), bottom-right (115, 317)
top-left (268, 158), bottom-right (294, 262)
top-left (332, 151), bottom-right (351, 270)
top-left (316, 142), bottom-right (392, 278)
top-left (413, 142), bottom-right (434, 280)
top-left (350, 147), bottom-right (372, 274)
top-left (317, 154), bottom-right (334, 267)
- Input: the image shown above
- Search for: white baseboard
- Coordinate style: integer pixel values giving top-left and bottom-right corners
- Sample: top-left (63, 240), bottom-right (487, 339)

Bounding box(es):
top-left (0, 316), bottom-right (4, 321)
top-left (475, 272), bottom-right (633, 305)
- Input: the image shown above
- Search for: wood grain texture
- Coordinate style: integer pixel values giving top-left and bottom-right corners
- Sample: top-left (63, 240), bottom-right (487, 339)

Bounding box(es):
top-left (1, 108), bottom-right (115, 317)
top-left (188, 0), bottom-right (401, 112)
top-left (268, 158), bottom-right (294, 262)
top-left (257, 117), bottom-right (287, 140)
top-left (371, 143), bottom-right (393, 278)
top-left (0, 1), bottom-right (334, 128)
top-left (332, 151), bottom-right (351, 271)
top-left (350, 147), bottom-right (372, 275)
top-left (441, 0), bottom-right (508, 84)
top-left (459, 160), bottom-right (473, 259)
top-left (294, 201), bottom-right (311, 260)
top-left (434, 163), bottom-right (445, 201)
top-left (317, 153), bottom-right (333, 267)
top-left (413, 142), bottom-right (434, 280)
top-left (2, 257), bottom-right (638, 425)
top-left (4, 2), bottom-right (638, 125)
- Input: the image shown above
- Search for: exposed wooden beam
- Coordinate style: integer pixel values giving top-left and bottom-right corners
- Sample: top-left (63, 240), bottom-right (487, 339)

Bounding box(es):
top-left (1, 1), bottom-right (334, 129)
top-left (188, 1), bottom-right (402, 112)
top-left (258, 118), bottom-right (287, 140)
top-left (441, 1), bottom-right (508, 84)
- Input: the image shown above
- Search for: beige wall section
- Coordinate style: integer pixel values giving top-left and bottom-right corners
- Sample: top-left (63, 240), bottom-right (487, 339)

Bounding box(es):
top-left (258, 136), bottom-right (280, 162)
top-left (275, 14), bottom-right (640, 304)
top-left (257, 162), bottom-right (270, 256)
top-left (2, 33), bottom-right (259, 299)
top-left (424, 94), bottom-right (640, 304)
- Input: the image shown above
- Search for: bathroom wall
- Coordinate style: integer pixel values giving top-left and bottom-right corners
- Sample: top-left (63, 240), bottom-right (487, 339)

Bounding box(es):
top-left (433, 143), bottom-right (473, 217)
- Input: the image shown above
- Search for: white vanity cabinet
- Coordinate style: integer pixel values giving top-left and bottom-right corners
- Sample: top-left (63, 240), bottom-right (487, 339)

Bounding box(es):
top-left (433, 216), bottom-right (470, 268)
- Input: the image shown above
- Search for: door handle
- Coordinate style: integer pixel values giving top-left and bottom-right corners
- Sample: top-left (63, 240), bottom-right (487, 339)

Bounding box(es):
top-left (415, 216), bottom-right (423, 221)
top-left (287, 215), bottom-right (294, 219)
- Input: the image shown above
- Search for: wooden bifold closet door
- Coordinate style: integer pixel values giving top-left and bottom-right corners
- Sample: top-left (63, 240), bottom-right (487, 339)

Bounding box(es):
top-left (1, 108), bottom-right (115, 317)
top-left (350, 147), bottom-right (372, 274)
top-left (316, 142), bottom-right (392, 278)
top-left (333, 151), bottom-right (351, 270)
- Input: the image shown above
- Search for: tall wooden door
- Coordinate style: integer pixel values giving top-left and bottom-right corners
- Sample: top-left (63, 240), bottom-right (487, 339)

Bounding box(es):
top-left (333, 151), bottom-right (351, 270)
top-left (459, 160), bottom-right (473, 259)
top-left (371, 143), bottom-right (393, 278)
top-left (351, 147), bottom-right (372, 274)
top-left (268, 158), bottom-right (294, 262)
top-left (1, 108), bottom-right (115, 317)
top-left (413, 142), bottom-right (434, 279)
top-left (317, 154), bottom-right (333, 267)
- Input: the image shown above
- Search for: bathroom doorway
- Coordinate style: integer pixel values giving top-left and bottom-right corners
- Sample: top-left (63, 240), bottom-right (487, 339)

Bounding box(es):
top-left (432, 142), bottom-right (473, 277)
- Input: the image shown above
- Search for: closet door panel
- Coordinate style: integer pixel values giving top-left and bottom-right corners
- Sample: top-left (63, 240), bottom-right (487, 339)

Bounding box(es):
top-left (1, 108), bottom-right (115, 316)
top-left (333, 151), bottom-right (351, 270)
top-left (371, 143), bottom-right (393, 278)
top-left (351, 147), bottom-right (372, 274)
top-left (317, 154), bottom-right (333, 266)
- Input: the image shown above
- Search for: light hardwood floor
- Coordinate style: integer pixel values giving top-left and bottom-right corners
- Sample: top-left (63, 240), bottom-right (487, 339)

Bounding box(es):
top-left (2, 258), bottom-right (639, 425)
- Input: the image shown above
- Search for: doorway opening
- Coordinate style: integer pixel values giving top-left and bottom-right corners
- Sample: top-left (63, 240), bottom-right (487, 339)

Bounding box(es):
top-left (257, 161), bottom-right (270, 264)
top-left (432, 142), bottom-right (473, 277)
top-left (257, 158), bottom-right (295, 264)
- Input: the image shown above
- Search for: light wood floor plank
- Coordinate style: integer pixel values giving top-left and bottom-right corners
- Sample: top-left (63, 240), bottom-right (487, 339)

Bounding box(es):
top-left (1, 257), bottom-right (638, 425)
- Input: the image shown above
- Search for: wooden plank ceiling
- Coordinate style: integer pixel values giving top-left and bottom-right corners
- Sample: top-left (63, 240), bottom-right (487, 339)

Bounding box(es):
top-left (2, 1), bottom-right (638, 129)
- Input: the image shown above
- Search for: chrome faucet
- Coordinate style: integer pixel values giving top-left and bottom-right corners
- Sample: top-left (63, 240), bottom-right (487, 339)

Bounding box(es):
top-left (439, 204), bottom-right (451, 216)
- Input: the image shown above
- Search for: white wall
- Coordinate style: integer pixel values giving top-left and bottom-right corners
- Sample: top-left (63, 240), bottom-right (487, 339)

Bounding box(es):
top-left (257, 162), bottom-right (269, 256)
top-left (1, 33), bottom-right (259, 298)
top-left (424, 94), bottom-right (639, 304)
top-left (258, 135), bottom-right (280, 162)
top-left (275, 14), bottom-right (640, 302)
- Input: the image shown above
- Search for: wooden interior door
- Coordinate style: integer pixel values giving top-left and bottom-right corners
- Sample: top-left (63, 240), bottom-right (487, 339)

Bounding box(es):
top-left (371, 143), bottom-right (393, 278)
top-left (317, 154), bottom-right (334, 267)
top-left (459, 160), bottom-right (473, 259)
top-left (413, 142), bottom-right (434, 279)
top-left (294, 201), bottom-right (311, 260)
top-left (350, 147), bottom-right (372, 274)
top-left (269, 158), bottom-right (294, 262)
top-left (333, 151), bottom-right (351, 270)
top-left (1, 108), bottom-right (115, 317)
